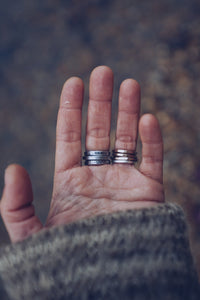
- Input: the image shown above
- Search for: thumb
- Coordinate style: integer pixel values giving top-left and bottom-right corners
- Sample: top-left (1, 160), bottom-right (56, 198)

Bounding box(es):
top-left (0, 164), bottom-right (43, 243)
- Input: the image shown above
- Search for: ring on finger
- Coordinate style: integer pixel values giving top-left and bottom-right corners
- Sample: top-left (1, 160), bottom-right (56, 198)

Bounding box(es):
top-left (111, 149), bottom-right (138, 165)
top-left (83, 150), bottom-right (111, 166)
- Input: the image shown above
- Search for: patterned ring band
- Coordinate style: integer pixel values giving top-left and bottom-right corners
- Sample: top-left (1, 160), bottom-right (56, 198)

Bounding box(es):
top-left (83, 150), bottom-right (111, 166)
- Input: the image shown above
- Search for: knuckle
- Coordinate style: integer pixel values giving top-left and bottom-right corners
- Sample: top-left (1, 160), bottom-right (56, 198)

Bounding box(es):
top-left (143, 155), bottom-right (162, 164)
top-left (117, 134), bottom-right (134, 143)
top-left (57, 131), bottom-right (81, 143)
top-left (88, 128), bottom-right (108, 138)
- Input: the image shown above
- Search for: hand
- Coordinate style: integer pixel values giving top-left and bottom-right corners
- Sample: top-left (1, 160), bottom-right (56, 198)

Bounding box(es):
top-left (0, 66), bottom-right (164, 243)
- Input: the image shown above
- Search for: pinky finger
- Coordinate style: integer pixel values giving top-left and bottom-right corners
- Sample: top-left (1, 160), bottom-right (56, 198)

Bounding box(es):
top-left (139, 114), bottom-right (163, 184)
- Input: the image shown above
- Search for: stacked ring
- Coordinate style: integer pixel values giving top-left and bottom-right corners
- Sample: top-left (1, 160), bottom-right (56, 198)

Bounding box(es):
top-left (111, 149), bottom-right (138, 165)
top-left (83, 150), bottom-right (111, 166)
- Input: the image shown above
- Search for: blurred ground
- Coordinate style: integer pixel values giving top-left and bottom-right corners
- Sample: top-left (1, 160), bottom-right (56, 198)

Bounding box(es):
top-left (0, 0), bottom-right (200, 271)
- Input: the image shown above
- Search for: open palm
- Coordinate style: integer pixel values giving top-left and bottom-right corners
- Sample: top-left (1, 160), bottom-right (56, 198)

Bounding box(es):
top-left (1, 66), bottom-right (164, 242)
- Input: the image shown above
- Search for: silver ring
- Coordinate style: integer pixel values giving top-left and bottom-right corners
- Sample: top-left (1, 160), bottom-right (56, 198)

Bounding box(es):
top-left (83, 150), bottom-right (111, 166)
top-left (84, 156), bottom-right (110, 161)
top-left (85, 160), bottom-right (111, 166)
top-left (112, 149), bottom-right (135, 154)
top-left (113, 157), bottom-right (137, 161)
top-left (111, 149), bottom-right (138, 165)
top-left (85, 150), bottom-right (110, 156)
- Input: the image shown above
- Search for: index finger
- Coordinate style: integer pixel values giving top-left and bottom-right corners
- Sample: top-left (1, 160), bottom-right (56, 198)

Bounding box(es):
top-left (54, 77), bottom-right (84, 173)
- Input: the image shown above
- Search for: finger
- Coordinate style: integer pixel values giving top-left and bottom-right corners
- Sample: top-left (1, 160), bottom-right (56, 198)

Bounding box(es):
top-left (86, 66), bottom-right (113, 150)
top-left (0, 164), bottom-right (43, 243)
top-left (139, 114), bottom-right (163, 183)
top-left (55, 77), bottom-right (84, 173)
top-left (115, 79), bottom-right (140, 150)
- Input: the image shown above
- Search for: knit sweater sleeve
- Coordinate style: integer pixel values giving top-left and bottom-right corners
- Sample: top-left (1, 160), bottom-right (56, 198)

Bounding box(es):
top-left (0, 203), bottom-right (199, 300)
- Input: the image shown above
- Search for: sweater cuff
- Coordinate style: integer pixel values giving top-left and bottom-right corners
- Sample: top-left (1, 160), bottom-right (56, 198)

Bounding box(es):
top-left (0, 203), bottom-right (199, 299)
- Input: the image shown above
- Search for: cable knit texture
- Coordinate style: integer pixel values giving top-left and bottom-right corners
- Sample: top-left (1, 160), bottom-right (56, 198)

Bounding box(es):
top-left (0, 203), bottom-right (199, 299)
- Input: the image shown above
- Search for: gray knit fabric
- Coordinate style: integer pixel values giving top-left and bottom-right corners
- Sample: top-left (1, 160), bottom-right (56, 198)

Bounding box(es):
top-left (0, 203), bottom-right (199, 299)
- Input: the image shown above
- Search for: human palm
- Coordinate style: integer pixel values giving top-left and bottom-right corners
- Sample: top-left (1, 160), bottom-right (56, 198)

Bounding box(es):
top-left (47, 165), bottom-right (164, 227)
top-left (0, 66), bottom-right (164, 242)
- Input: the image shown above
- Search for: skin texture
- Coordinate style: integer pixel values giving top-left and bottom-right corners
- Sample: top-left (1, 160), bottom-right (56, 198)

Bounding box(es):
top-left (0, 66), bottom-right (164, 243)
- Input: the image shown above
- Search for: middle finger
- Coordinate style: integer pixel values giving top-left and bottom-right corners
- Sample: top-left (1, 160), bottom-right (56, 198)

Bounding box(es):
top-left (86, 66), bottom-right (113, 150)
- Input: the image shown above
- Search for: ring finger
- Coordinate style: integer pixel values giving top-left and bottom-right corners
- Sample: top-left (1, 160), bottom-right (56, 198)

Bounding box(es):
top-left (115, 79), bottom-right (141, 151)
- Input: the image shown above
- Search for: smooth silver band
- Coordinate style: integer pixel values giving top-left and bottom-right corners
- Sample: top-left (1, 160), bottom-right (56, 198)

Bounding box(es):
top-left (112, 152), bottom-right (137, 158)
top-left (112, 149), bottom-right (136, 154)
top-left (113, 157), bottom-right (137, 161)
top-left (111, 149), bottom-right (138, 165)
top-left (112, 160), bottom-right (136, 164)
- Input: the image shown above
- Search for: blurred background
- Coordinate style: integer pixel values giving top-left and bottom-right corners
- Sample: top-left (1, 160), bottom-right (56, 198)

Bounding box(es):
top-left (0, 0), bottom-right (200, 270)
